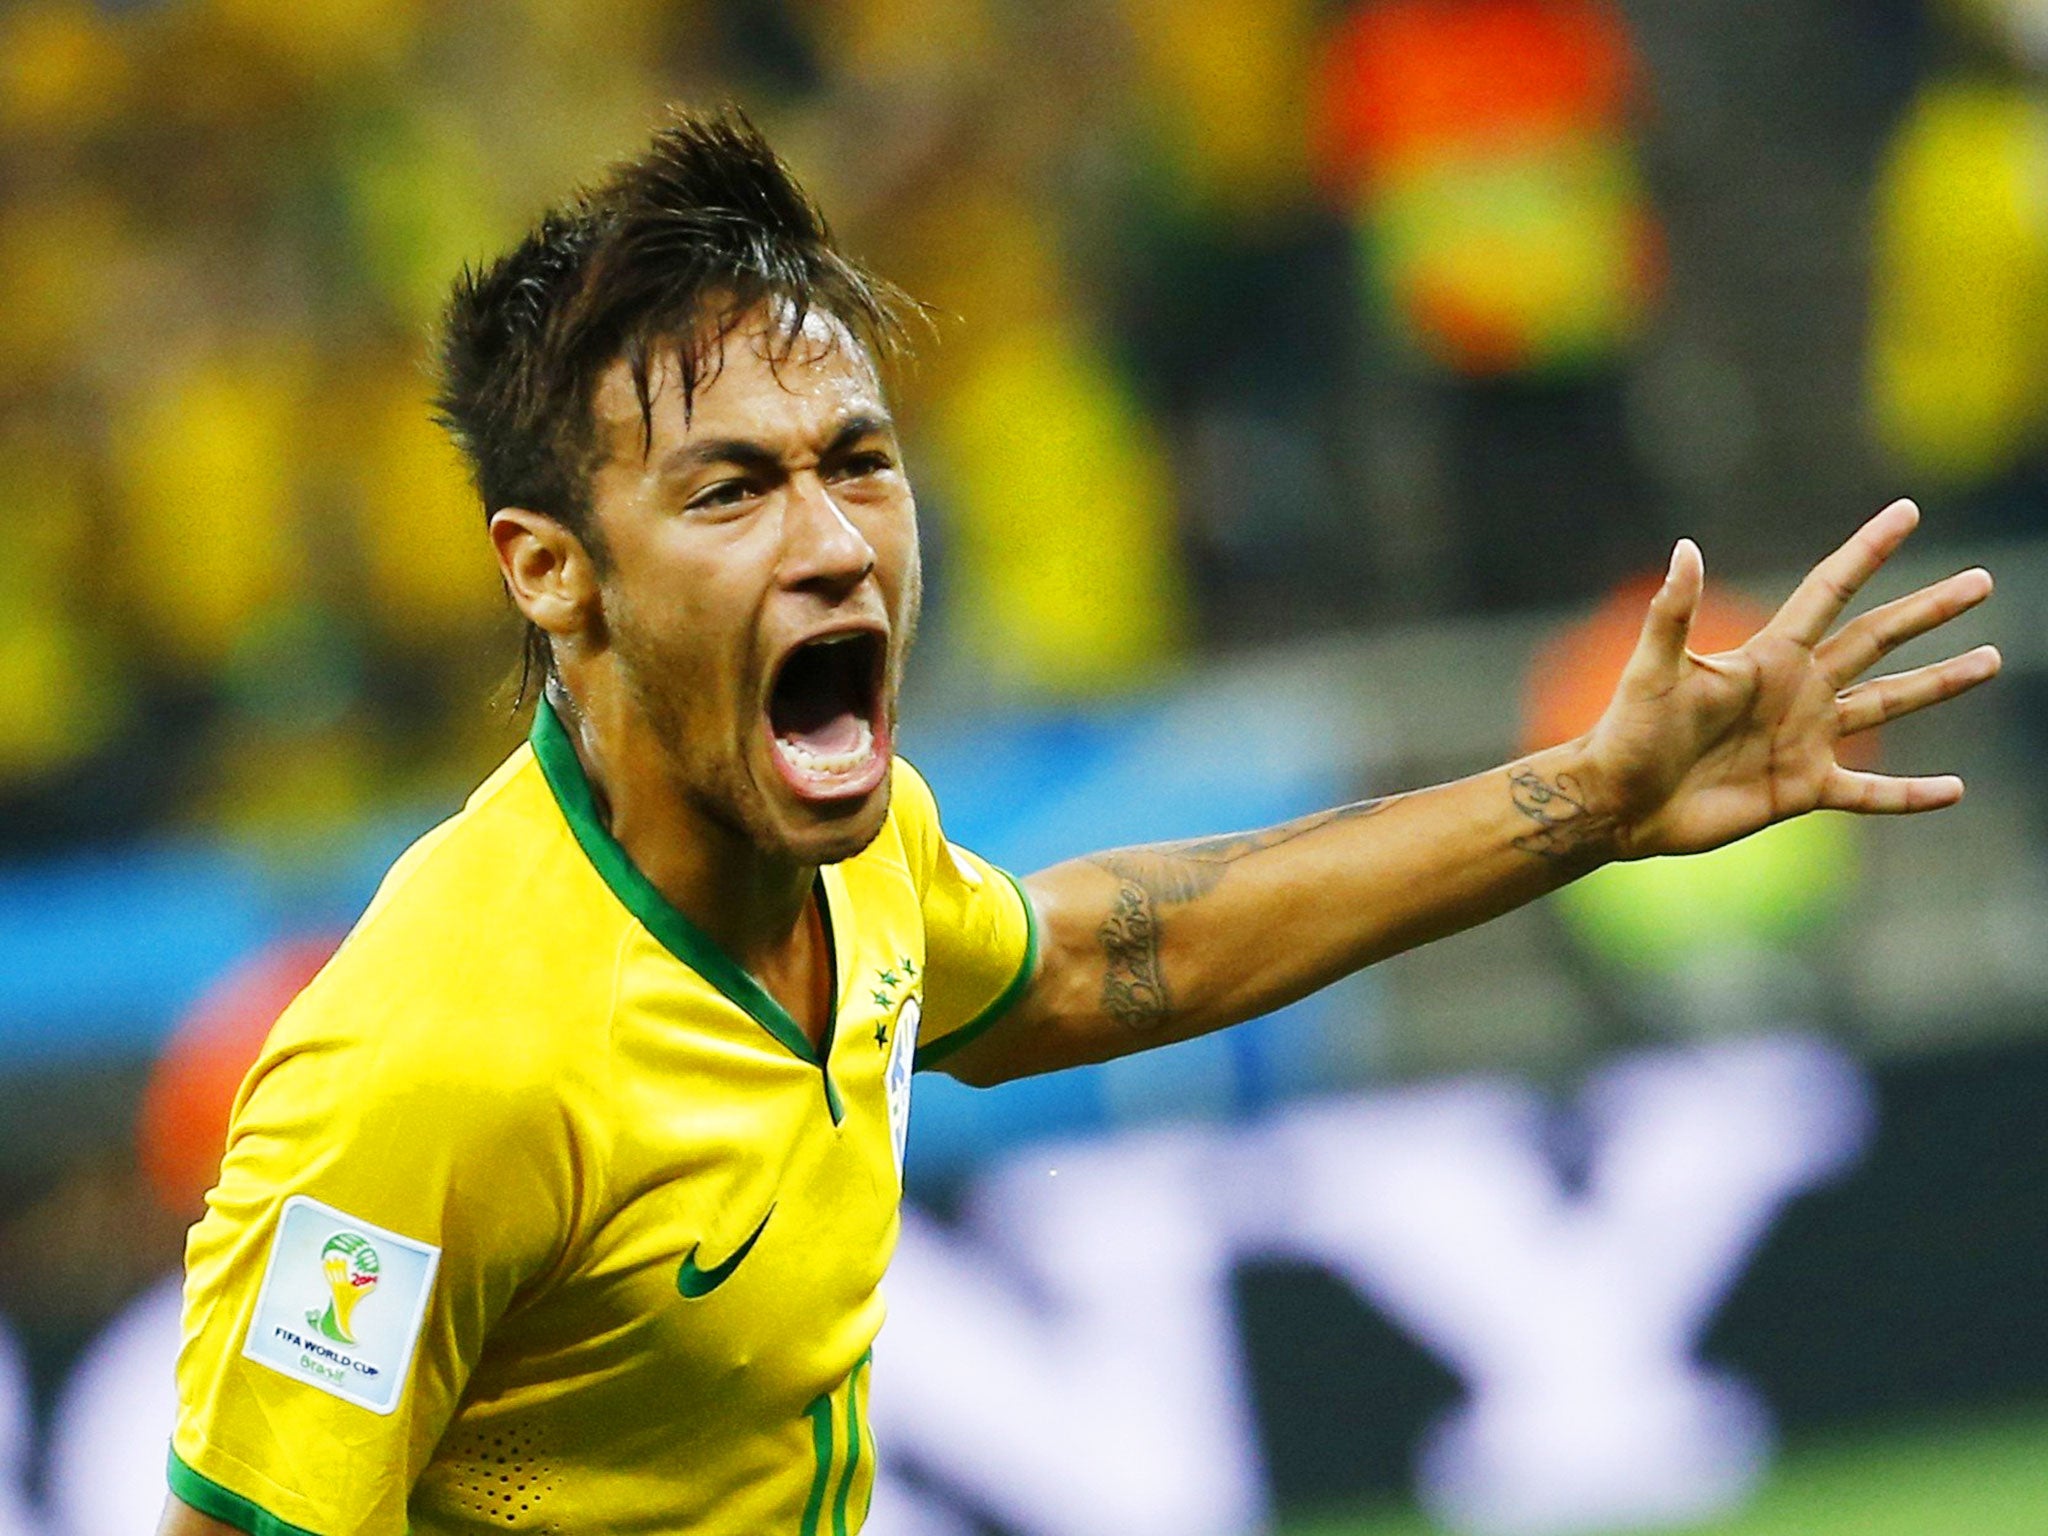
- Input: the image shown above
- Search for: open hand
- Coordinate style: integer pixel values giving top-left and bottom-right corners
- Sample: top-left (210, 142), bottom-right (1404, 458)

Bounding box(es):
top-left (1585, 499), bottom-right (2001, 859)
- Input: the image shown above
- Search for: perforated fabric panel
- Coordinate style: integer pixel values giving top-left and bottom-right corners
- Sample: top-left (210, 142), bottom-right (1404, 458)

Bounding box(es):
top-left (435, 1420), bottom-right (560, 1530)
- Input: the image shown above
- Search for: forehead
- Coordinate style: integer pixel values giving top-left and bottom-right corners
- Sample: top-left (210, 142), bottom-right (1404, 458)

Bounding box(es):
top-left (590, 305), bottom-right (886, 458)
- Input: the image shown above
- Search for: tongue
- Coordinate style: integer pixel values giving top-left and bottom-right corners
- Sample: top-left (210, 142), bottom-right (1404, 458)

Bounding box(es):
top-left (786, 709), bottom-right (865, 755)
top-left (772, 642), bottom-right (870, 756)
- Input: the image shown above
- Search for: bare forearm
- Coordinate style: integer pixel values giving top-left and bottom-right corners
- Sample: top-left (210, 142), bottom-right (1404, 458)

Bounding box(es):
top-left (938, 504), bottom-right (2001, 1085)
top-left (950, 742), bottom-right (1614, 1083)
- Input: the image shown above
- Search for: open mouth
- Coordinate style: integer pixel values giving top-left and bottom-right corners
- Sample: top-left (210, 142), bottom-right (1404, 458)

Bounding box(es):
top-left (765, 630), bottom-right (889, 800)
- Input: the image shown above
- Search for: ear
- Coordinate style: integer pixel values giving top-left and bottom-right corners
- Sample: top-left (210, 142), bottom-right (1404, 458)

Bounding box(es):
top-left (490, 507), bottom-right (601, 646)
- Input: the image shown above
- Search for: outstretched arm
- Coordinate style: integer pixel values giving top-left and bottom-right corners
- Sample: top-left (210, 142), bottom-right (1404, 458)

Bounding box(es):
top-left (937, 500), bottom-right (2000, 1086)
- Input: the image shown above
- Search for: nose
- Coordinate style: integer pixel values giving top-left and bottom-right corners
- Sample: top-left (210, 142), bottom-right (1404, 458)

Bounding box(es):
top-left (780, 474), bottom-right (876, 598)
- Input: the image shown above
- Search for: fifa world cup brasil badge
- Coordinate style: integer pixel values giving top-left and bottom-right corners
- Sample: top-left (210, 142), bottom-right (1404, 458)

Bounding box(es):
top-left (311, 1232), bottom-right (382, 1344)
top-left (244, 1195), bottom-right (439, 1412)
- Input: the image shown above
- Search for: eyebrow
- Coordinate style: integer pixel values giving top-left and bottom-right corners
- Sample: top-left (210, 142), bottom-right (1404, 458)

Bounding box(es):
top-left (659, 412), bottom-right (897, 479)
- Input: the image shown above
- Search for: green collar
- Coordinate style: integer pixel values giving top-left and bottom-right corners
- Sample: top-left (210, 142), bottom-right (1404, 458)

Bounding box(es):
top-left (528, 698), bottom-right (841, 1083)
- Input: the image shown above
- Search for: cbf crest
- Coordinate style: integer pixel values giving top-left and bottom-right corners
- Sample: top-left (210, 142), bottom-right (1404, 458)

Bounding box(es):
top-left (869, 957), bottom-right (921, 1177)
top-left (886, 996), bottom-right (919, 1175)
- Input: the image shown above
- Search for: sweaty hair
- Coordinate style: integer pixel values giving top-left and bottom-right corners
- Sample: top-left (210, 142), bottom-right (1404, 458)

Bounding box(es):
top-left (434, 106), bottom-right (915, 700)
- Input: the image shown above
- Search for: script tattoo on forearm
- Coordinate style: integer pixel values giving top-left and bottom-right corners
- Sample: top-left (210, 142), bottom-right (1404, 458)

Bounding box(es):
top-left (1095, 880), bottom-right (1170, 1032)
top-left (1085, 795), bottom-right (1404, 1032)
top-left (1506, 764), bottom-right (1610, 864)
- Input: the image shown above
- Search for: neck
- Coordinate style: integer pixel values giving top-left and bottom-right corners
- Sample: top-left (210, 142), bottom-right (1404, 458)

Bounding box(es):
top-left (545, 675), bottom-right (815, 974)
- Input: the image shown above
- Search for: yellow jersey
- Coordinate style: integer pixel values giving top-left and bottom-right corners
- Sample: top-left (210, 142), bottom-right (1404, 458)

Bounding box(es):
top-left (170, 700), bottom-right (1036, 1535)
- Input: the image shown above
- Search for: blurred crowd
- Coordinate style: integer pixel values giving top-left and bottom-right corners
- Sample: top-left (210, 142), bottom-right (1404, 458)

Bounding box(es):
top-left (0, 0), bottom-right (2044, 861)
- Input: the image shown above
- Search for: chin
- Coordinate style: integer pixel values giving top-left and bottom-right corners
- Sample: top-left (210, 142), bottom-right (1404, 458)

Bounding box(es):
top-left (776, 790), bottom-right (892, 867)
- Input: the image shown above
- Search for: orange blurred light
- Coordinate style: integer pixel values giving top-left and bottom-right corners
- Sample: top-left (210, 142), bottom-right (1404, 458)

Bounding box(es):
top-left (1311, 0), bottom-right (1637, 195)
top-left (137, 935), bottom-right (341, 1218)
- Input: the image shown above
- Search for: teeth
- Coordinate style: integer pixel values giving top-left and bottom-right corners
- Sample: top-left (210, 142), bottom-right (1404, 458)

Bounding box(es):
top-left (774, 717), bottom-right (875, 776)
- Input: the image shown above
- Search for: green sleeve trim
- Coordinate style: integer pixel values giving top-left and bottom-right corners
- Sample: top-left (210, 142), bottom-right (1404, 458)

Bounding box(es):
top-left (166, 1449), bottom-right (323, 1536)
top-left (914, 867), bottom-right (1041, 1072)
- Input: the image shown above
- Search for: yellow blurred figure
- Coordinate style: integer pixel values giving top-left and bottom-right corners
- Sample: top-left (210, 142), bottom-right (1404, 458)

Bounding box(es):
top-left (1868, 80), bottom-right (2048, 481)
top-left (814, 0), bottom-right (997, 79)
top-left (0, 194), bottom-right (125, 375)
top-left (190, 717), bottom-right (381, 849)
top-left (342, 358), bottom-right (507, 644)
top-left (0, 606), bottom-right (121, 782)
top-left (0, 439), bottom-right (125, 782)
top-left (0, 0), bottom-right (129, 134)
top-left (507, 0), bottom-right (677, 56)
top-left (932, 315), bottom-right (1187, 695)
top-left (205, 0), bottom-right (423, 78)
top-left (1120, 0), bottom-right (1316, 215)
top-left (343, 109), bottom-right (508, 330)
top-left (112, 352), bottom-right (307, 671)
top-left (908, 194), bottom-right (1187, 694)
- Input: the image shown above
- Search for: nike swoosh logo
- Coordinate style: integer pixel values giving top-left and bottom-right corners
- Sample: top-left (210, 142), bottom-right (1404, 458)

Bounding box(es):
top-left (676, 1205), bottom-right (775, 1299)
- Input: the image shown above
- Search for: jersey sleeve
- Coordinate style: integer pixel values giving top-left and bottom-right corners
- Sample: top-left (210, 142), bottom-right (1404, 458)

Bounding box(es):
top-left (892, 761), bottom-right (1040, 1071)
top-left (169, 982), bottom-right (588, 1535)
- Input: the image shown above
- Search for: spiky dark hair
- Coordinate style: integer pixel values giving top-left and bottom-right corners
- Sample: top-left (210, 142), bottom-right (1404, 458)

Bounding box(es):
top-left (434, 107), bottom-right (916, 699)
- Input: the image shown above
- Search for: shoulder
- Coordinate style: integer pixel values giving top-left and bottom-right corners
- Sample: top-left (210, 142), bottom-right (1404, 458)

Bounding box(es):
top-left (244, 746), bottom-right (625, 1128)
top-left (360, 742), bottom-right (623, 950)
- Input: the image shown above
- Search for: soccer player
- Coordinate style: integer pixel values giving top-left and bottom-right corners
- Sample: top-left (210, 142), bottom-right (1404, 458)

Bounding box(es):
top-left (160, 112), bottom-right (2000, 1536)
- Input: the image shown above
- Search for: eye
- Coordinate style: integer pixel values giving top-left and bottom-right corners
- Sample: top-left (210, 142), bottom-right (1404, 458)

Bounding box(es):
top-left (688, 479), bottom-right (757, 512)
top-left (830, 450), bottom-right (895, 482)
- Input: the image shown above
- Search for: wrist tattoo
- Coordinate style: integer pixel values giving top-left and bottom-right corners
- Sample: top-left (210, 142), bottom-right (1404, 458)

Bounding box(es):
top-left (1085, 795), bottom-right (1403, 1032)
top-left (1507, 765), bottom-right (1610, 864)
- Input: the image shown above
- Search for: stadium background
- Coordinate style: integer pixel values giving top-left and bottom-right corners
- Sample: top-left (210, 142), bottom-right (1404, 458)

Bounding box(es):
top-left (0, 0), bottom-right (2044, 1531)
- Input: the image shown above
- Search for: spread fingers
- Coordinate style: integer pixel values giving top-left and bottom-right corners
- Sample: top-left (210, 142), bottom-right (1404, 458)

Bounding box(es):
top-left (1769, 499), bottom-right (1919, 649)
top-left (1818, 767), bottom-right (1965, 814)
top-left (1835, 645), bottom-right (2002, 736)
top-left (1817, 568), bottom-right (1993, 686)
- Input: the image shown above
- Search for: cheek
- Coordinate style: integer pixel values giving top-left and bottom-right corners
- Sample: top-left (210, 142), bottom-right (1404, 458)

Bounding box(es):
top-left (897, 548), bottom-right (923, 641)
top-left (607, 564), bottom-right (746, 698)
top-left (612, 523), bottom-right (752, 637)
top-left (872, 505), bottom-right (921, 616)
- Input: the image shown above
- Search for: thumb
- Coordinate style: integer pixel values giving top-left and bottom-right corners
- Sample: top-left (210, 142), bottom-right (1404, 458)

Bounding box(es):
top-left (1618, 539), bottom-right (1703, 693)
